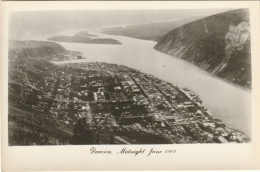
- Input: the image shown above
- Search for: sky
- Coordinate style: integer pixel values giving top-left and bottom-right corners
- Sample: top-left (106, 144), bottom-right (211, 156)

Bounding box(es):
top-left (9, 9), bottom-right (233, 40)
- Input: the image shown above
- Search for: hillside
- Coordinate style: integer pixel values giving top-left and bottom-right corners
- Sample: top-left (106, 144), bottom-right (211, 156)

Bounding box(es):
top-left (102, 17), bottom-right (202, 41)
top-left (8, 58), bottom-right (75, 145)
top-left (154, 9), bottom-right (251, 88)
top-left (9, 40), bottom-right (80, 61)
top-left (8, 40), bottom-right (86, 145)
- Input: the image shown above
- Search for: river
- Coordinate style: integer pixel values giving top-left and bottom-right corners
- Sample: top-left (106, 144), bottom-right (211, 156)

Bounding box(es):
top-left (49, 30), bottom-right (251, 137)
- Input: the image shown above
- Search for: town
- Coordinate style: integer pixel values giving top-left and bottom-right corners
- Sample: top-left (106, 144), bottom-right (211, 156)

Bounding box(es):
top-left (8, 60), bottom-right (250, 145)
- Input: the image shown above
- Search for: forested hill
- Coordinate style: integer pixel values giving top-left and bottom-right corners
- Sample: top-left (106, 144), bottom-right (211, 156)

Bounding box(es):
top-left (154, 9), bottom-right (251, 88)
top-left (9, 40), bottom-right (79, 61)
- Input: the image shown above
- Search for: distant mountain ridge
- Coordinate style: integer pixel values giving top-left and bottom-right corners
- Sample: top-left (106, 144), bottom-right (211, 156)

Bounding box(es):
top-left (102, 17), bottom-right (203, 41)
top-left (154, 9), bottom-right (251, 88)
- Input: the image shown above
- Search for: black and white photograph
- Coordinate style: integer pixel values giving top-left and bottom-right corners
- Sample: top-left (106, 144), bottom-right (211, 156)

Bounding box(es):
top-left (1, 1), bottom-right (260, 171)
top-left (7, 8), bottom-right (252, 145)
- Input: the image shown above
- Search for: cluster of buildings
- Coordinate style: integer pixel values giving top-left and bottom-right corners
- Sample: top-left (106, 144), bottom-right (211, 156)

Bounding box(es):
top-left (9, 61), bottom-right (250, 144)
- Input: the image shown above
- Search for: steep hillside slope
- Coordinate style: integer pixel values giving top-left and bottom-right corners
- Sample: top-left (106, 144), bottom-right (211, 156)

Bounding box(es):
top-left (154, 9), bottom-right (251, 88)
top-left (102, 17), bottom-right (202, 41)
top-left (8, 58), bottom-right (75, 145)
top-left (8, 41), bottom-right (81, 145)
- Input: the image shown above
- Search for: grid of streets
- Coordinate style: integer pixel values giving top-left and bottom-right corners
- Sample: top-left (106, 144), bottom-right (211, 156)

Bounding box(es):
top-left (8, 61), bottom-right (249, 144)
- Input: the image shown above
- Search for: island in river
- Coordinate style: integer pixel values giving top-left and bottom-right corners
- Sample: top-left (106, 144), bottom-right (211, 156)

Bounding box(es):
top-left (48, 31), bottom-right (121, 45)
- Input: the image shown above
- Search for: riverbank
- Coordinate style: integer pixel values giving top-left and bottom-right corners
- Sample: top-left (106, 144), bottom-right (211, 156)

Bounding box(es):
top-left (48, 30), bottom-right (251, 137)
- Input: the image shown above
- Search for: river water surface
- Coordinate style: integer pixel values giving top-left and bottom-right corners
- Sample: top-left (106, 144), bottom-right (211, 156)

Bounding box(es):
top-left (49, 30), bottom-right (251, 137)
